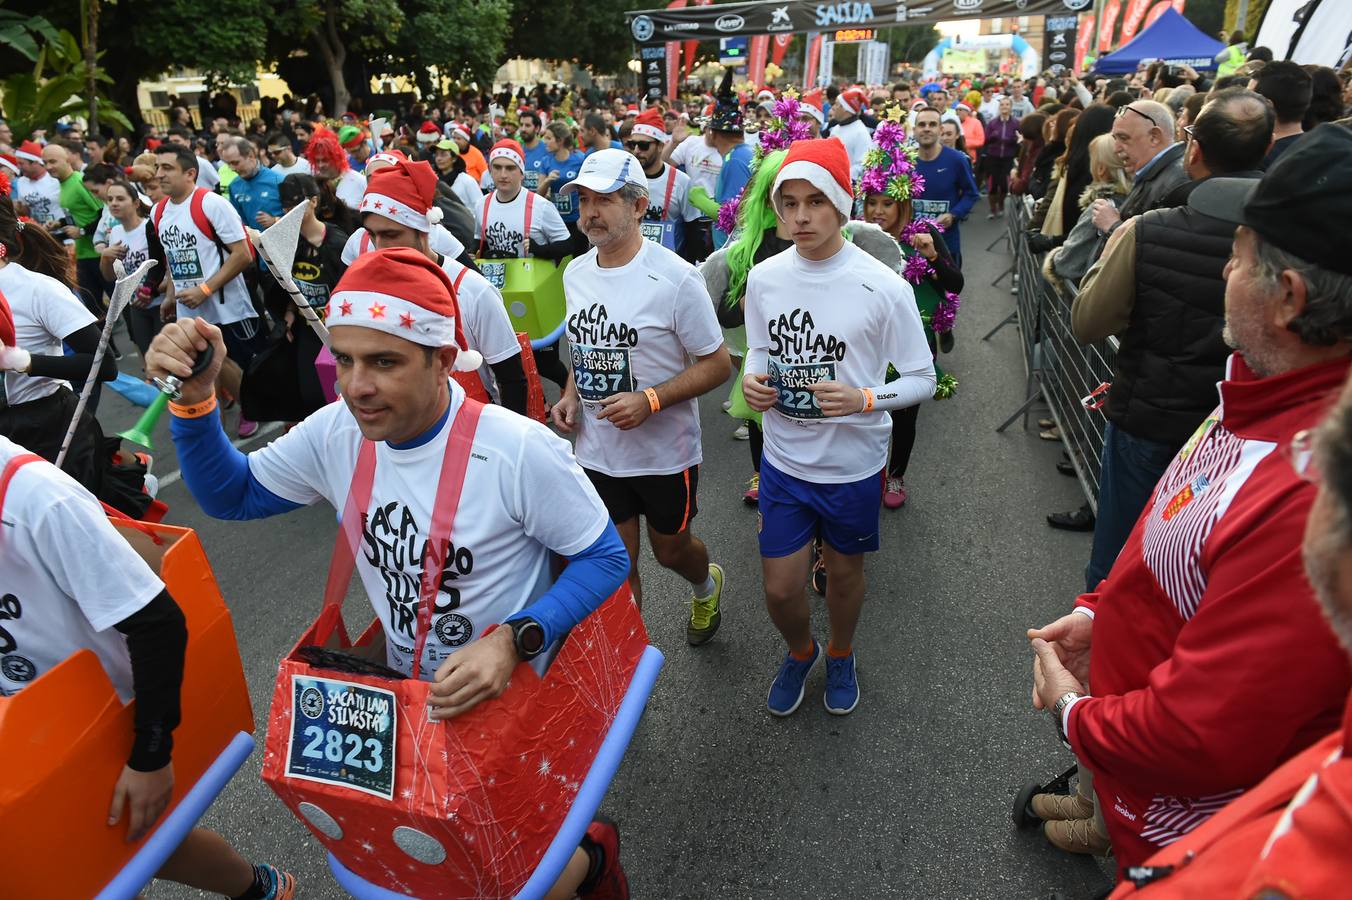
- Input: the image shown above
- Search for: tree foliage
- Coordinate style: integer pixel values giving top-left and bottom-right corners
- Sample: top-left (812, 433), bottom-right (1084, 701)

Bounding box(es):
top-left (506, 0), bottom-right (651, 73)
top-left (0, 27), bottom-right (132, 138)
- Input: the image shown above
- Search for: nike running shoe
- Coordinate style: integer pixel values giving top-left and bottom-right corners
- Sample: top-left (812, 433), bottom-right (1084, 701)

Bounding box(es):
top-left (687, 563), bottom-right (724, 646)
top-left (883, 476), bottom-right (907, 509)
top-left (823, 651), bottom-right (859, 715)
top-left (257, 864), bottom-right (296, 900)
top-left (580, 815), bottom-right (629, 898)
top-left (767, 641), bottom-right (821, 716)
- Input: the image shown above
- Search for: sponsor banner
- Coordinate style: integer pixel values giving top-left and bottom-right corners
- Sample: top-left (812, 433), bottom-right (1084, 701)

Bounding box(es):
top-left (1074, 13), bottom-right (1095, 73)
top-left (641, 44), bottom-right (667, 102)
top-left (628, 0), bottom-right (1094, 45)
top-left (1119, 0), bottom-right (1154, 41)
top-left (1099, 0), bottom-right (1122, 51)
top-left (1044, 14), bottom-right (1079, 74)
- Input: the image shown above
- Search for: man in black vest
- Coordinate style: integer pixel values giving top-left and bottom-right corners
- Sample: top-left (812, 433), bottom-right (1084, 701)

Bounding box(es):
top-left (1068, 89), bottom-right (1273, 592)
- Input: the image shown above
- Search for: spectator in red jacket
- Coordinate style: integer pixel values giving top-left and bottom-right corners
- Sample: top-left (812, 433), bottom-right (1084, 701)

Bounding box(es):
top-left (1025, 124), bottom-right (1352, 876)
top-left (1109, 338), bottom-right (1352, 895)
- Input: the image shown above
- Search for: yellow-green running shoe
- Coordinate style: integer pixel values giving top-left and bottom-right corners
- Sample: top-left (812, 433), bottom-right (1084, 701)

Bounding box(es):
top-left (687, 563), bottom-right (724, 646)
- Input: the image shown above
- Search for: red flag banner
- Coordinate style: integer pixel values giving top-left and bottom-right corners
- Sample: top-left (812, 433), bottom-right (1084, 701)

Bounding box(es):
top-left (748, 34), bottom-right (771, 90)
top-left (771, 33), bottom-right (793, 68)
top-left (1120, 0), bottom-right (1154, 42)
top-left (665, 0), bottom-right (687, 99)
top-left (1144, 0), bottom-right (1172, 28)
top-left (1099, 0), bottom-right (1122, 52)
top-left (1075, 14), bottom-right (1096, 73)
top-left (805, 34), bottom-right (824, 89)
top-left (682, 0), bottom-right (712, 83)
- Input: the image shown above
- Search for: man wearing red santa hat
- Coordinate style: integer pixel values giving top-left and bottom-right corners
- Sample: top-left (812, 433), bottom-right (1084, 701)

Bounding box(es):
top-left (146, 248), bottom-right (632, 898)
top-left (622, 109), bottom-right (702, 260)
top-left (475, 139), bottom-right (572, 261)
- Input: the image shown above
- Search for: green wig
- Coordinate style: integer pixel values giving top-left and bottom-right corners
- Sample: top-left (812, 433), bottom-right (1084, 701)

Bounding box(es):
top-left (722, 149), bottom-right (787, 310)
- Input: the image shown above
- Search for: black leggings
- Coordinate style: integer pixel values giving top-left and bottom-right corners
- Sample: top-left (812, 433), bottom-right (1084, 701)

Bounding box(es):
top-left (749, 419), bottom-right (763, 473)
top-left (987, 156), bottom-right (1015, 202)
top-left (888, 405), bottom-right (920, 478)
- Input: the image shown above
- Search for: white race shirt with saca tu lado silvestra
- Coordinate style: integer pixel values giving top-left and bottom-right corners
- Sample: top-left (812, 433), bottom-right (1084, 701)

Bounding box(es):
top-left (153, 190), bottom-right (257, 325)
top-left (745, 241), bottom-right (934, 483)
top-left (247, 381), bottom-right (612, 678)
top-left (0, 262), bottom-right (96, 406)
top-left (563, 238), bottom-right (725, 478)
top-left (474, 189), bottom-right (569, 258)
top-left (0, 436), bottom-right (163, 700)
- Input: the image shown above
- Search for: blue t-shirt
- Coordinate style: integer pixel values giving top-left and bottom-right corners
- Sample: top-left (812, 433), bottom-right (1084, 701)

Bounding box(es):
top-left (227, 166), bottom-right (285, 228)
top-left (912, 146), bottom-right (979, 259)
top-left (522, 141), bottom-right (554, 191)
top-left (713, 142), bottom-right (755, 249)
top-left (585, 141), bottom-right (625, 158)
top-left (544, 151), bottom-right (587, 222)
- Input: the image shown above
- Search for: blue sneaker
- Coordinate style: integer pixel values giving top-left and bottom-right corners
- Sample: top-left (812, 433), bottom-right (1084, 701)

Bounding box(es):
top-left (824, 651), bottom-right (859, 714)
top-left (767, 641), bottom-right (821, 716)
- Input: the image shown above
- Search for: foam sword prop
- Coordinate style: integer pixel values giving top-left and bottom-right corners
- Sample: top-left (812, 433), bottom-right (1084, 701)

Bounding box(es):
top-left (254, 200), bottom-right (332, 350)
top-left (55, 257), bottom-right (155, 468)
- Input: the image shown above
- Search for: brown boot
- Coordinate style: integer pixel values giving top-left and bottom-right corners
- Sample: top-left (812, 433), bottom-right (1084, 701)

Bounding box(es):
top-left (1030, 791), bottom-right (1094, 821)
top-left (1044, 817), bottom-right (1112, 855)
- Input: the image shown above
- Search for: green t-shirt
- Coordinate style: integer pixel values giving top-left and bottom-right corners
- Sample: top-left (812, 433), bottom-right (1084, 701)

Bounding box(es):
top-left (218, 163), bottom-right (238, 193)
top-left (57, 171), bottom-right (105, 260)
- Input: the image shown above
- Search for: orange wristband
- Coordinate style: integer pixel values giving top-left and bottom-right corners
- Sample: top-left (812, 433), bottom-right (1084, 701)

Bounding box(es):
top-left (169, 392), bottom-right (218, 419)
top-left (861, 388), bottom-right (874, 413)
top-left (644, 387), bottom-right (661, 413)
top-left (198, 282), bottom-right (213, 298)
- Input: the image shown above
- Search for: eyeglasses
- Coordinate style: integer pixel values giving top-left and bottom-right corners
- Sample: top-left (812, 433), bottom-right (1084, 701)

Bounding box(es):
top-left (1288, 429), bottom-right (1321, 484)
top-left (623, 140), bottom-right (658, 151)
top-left (1116, 105), bottom-right (1159, 129)
top-left (1182, 124), bottom-right (1199, 145)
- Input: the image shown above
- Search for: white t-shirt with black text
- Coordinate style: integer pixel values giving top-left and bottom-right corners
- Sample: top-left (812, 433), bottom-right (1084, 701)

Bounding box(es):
top-left (247, 383), bottom-right (611, 677)
top-left (746, 241), bottom-right (933, 483)
top-left (272, 158), bottom-right (313, 178)
top-left (15, 173), bottom-right (65, 225)
top-left (669, 135), bottom-right (722, 198)
top-left (107, 219), bottom-right (163, 308)
top-left (0, 437), bottom-right (163, 700)
top-left (154, 190), bottom-right (256, 325)
top-left (474, 189), bottom-right (570, 258)
top-left (563, 239), bottom-right (725, 477)
top-left (0, 262), bottom-right (96, 405)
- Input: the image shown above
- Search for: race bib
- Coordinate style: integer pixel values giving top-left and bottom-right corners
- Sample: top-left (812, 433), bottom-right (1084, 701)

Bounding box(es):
top-left (523, 170), bottom-right (540, 191)
top-left (769, 359), bottom-right (834, 420)
top-left (553, 192), bottom-right (577, 218)
top-left (571, 344), bottom-right (635, 403)
top-left (640, 220), bottom-right (678, 250)
top-left (913, 199), bottom-right (950, 219)
top-left (286, 674), bottom-right (397, 800)
top-left (293, 278), bottom-right (331, 308)
top-left (168, 247), bottom-right (204, 282)
top-left (479, 261), bottom-right (507, 290)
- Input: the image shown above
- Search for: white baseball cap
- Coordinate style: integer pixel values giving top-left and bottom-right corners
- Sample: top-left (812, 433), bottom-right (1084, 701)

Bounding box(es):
top-left (558, 148), bottom-right (648, 197)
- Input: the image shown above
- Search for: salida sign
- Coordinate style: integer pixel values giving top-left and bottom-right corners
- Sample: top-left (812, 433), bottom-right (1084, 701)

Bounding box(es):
top-left (628, 0), bottom-right (1097, 44)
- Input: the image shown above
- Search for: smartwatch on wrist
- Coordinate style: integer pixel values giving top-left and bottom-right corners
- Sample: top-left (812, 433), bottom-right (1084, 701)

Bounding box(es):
top-left (507, 617), bottom-right (546, 661)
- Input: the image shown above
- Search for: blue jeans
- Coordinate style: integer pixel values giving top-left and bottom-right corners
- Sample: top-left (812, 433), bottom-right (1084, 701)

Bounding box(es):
top-left (1085, 422), bottom-right (1177, 592)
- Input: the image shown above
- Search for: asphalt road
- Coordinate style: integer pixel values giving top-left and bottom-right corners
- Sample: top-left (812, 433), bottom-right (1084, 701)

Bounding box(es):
top-left (93, 211), bottom-right (1112, 899)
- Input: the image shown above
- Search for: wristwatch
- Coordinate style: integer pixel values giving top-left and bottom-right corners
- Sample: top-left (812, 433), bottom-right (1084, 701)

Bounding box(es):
top-left (507, 617), bottom-right (546, 661)
top-left (1052, 690), bottom-right (1083, 744)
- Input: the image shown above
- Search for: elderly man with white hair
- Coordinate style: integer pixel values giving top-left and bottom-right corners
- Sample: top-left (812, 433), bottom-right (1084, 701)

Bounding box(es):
top-left (1090, 99), bottom-right (1190, 238)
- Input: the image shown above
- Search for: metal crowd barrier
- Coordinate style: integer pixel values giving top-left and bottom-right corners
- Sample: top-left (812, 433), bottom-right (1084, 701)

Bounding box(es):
top-left (988, 196), bottom-right (1119, 514)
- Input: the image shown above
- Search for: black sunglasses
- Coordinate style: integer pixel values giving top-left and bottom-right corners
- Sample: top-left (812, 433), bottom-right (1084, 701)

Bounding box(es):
top-left (623, 140), bottom-right (658, 151)
top-left (1116, 105), bottom-right (1159, 129)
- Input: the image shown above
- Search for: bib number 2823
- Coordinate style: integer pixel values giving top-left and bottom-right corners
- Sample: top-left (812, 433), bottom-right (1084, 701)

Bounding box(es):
top-left (286, 674), bottom-right (397, 800)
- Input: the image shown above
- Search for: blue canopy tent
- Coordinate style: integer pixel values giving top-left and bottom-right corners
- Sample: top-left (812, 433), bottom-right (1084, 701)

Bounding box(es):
top-left (1093, 8), bottom-right (1225, 75)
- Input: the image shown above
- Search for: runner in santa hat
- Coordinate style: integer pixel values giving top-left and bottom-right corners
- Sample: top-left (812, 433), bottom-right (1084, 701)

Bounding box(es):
top-left (339, 149), bottom-right (475, 267)
top-left (475, 138), bottom-right (571, 260)
top-left (145, 247), bottom-right (631, 896)
top-left (796, 88), bottom-right (826, 139)
top-left (620, 109), bottom-right (701, 259)
top-left (826, 88), bottom-right (873, 182)
top-left (415, 120), bottom-right (441, 152)
top-left (350, 159), bottom-right (527, 415)
top-left (741, 138), bottom-right (935, 717)
top-left (13, 139), bottom-right (66, 228)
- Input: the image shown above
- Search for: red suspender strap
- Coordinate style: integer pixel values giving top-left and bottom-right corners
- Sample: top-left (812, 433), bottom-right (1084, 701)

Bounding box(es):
top-left (478, 192), bottom-right (492, 257)
top-left (321, 399), bottom-right (486, 680)
top-left (522, 192), bottom-right (535, 258)
top-left (359, 231), bottom-right (371, 254)
top-left (0, 453), bottom-right (43, 523)
top-left (662, 166), bottom-right (676, 220)
top-left (409, 399), bottom-right (484, 678)
top-left (152, 198), bottom-right (168, 231)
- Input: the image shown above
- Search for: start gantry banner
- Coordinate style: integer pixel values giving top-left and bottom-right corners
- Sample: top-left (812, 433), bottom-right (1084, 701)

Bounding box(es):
top-left (627, 0), bottom-right (1098, 45)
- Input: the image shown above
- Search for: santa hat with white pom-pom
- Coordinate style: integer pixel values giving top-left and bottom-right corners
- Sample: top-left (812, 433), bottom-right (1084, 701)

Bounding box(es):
top-left (487, 139), bottom-right (525, 172)
top-left (358, 160), bottom-right (445, 232)
top-left (326, 248), bottom-right (483, 371)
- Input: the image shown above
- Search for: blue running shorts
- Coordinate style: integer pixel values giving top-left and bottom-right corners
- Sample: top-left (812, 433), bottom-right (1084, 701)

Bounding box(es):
top-left (757, 460), bottom-right (882, 558)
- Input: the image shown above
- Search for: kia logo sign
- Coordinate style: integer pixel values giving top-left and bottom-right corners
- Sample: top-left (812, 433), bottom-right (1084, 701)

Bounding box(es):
top-left (1062, 0), bottom-right (1091, 9)
top-left (953, 0), bottom-right (982, 11)
top-left (716, 14), bottom-right (746, 31)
